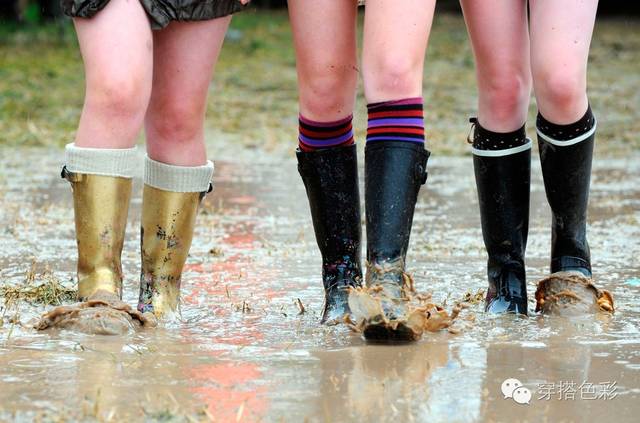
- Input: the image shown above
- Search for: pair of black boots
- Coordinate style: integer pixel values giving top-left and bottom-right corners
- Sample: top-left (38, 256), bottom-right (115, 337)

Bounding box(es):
top-left (297, 142), bottom-right (429, 324)
top-left (473, 121), bottom-right (594, 315)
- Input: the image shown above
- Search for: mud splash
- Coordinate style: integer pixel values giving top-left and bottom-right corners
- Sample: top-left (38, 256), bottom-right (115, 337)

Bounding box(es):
top-left (0, 148), bottom-right (639, 421)
top-left (346, 275), bottom-right (462, 342)
top-left (34, 290), bottom-right (154, 335)
top-left (535, 272), bottom-right (615, 315)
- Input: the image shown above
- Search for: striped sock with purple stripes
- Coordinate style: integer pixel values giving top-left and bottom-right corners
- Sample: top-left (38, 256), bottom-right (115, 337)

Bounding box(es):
top-left (366, 97), bottom-right (425, 145)
top-left (298, 114), bottom-right (355, 152)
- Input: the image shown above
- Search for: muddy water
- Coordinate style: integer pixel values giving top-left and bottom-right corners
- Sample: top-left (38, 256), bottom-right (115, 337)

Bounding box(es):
top-left (0, 146), bottom-right (639, 422)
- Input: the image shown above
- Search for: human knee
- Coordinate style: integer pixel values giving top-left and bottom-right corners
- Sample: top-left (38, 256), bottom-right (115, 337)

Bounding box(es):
top-left (479, 71), bottom-right (531, 124)
top-left (534, 69), bottom-right (586, 113)
top-left (146, 99), bottom-right (205, 145)
top-left (299, 67), bottom-right (356, 118)
top-left (364, 54), bottom-right (422, 100)
top-left (85, 72), bottom-right (149, 125)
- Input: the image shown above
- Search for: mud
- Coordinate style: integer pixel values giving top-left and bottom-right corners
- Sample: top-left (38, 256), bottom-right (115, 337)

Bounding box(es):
top-left (0, 146), bottom-right (639, 421)
top-left (35, 290), bottom-right (153, 335)
top-left (347, 273), bottom-right (461, 342)
top-left (535, 272), bottom-right (615, 315)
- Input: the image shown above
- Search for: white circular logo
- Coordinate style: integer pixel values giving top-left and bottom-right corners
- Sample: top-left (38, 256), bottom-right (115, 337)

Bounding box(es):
top-left (501, 378), bottom-right (522, 399)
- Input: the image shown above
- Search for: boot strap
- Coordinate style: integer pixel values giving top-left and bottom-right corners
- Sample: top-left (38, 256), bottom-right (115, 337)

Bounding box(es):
top-left (61, 166), bottom-right (83, 183)
top-left (199, 182), bottom-right (214, 201)
top-left (416, 149), bottom-right (430, 185)
top-left (467, 117), bottom-right (478, 144)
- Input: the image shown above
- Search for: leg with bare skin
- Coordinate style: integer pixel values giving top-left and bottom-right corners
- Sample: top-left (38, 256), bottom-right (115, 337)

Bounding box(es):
top-left (73, 0), bottom-right (153, 149)
top-left (352, 0), bottom-right (435, 340)
top-left (138, 19), bottom-right (230, 318)
top-left (288, 0), bottom-right (364, 324)
top-left (361, 0), bottom-right (435, 103)
top-left (460, 0), bottom-right (532, 314)
top-left (145, 18), bottom-right (231, 166)
top-left (38, 0), bottom-right (154, 334)
top-left (530, 0), bottom-right (599, 280)
top-left (65, 0), bottom-right (152, 302)
top-left (289, 0), bottom-right (359, 122)
top-left (530, 0), bottom-right (597, 124)
top-left (460, 0), bottom-right (531, 132)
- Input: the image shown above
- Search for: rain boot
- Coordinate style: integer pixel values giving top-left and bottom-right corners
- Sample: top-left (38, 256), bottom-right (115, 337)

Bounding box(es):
top-left (537, 116), bottom-right (595, 277)
top-left (137, 156), bottom-right (213, 318)
top-left (364, 141), bottom-right (429, 340)
top-left (297, 144), bottom-right (362, 324)
top-left (471, 119), bottom-right (530, 315)
top-left (62, 144), bottom-right (137, 301)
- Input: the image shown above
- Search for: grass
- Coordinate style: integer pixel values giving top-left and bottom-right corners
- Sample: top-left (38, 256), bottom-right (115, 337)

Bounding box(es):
top-left (0, 260), bottom-right (76, 307)
top-left (0, 11), bottom-right (639, 155)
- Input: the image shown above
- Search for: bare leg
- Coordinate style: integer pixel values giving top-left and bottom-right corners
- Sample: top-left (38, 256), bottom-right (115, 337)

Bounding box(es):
top-left (145, 18), bottom-right (231, 166)
top-left (530, 0), bottom-right (599, 278)
top-left (74, 0), bottom-right (153, 148)
top-left (53, 0), bottom-right (153, 330)
top-left (461, 0), bottom-right (532, 315)
top-left (460, 0), bottom-right (531, 131)
top-left (288, 1), bottom-right (362, 325)
top-left (530, 0), bottom-right (598, 123)
top-left (288, 0), bottom-right (359, 121)
top-left (362, 0), bottom-right (436, 103)
top-left (357, 1), bottom-right (436, 340)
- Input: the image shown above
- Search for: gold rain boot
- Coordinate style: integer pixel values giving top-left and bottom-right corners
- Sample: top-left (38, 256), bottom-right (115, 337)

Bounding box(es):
top-left (62, 144), bottom-right (137, 301)
top-left (35, 145), bottom-right (150, 335)
top-left (137, 156), bottom-right (213, 319)
top-left (63, 168), bottom-right (132, 300)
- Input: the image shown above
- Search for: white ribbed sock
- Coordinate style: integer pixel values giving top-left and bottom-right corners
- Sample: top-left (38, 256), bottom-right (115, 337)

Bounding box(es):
top-left (64, 143), bottom-right (138, 178)
top-left (144, 156), bottom-right (214, 193)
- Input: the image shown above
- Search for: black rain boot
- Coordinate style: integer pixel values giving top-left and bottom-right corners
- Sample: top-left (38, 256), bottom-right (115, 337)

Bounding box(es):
top-left (297, 144), bottom-right (362, 324)
top-left (537, 114), bottom-right (595, 277)
top-left (471, 119), bottom-right (530, 315)
top-left (364, 141), bottom-right (429, 340)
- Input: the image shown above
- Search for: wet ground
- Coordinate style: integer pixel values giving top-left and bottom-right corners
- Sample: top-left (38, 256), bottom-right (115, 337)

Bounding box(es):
top-left (0, 145), bottom-right (639, 422)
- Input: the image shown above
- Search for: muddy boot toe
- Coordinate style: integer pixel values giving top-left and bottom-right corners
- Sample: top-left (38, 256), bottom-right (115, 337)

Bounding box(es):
top-left (321, 284), bottom-right (352, 325)
top-left (485, 264), bottom-right (528, 315)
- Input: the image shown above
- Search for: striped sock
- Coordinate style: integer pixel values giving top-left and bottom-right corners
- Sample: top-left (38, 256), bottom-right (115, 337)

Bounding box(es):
top-left (366, 97), bottom-right (425, 145)
top-left (298, 114), bottom-right (355, 152)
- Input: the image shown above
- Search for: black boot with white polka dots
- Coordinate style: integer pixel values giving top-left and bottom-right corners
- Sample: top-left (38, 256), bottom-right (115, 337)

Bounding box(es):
top-left (470, 118), bottom-right (531, 315)
top-left (537, 106), bottom-right (596, 277)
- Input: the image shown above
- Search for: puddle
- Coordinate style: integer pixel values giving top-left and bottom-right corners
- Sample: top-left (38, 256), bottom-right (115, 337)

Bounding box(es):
top-left (0, 147), bottom-right (638, 421)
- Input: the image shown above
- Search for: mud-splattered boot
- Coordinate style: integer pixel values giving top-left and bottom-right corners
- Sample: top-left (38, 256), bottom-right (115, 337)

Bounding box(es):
top-left (62, 144), bottom-right (137, 301)
top-left (471, 118), bottom-right (531, 315)
top-left (537, 107), bottom-right (596, 277)
top-left (137, 156), bottom-right (213, 319)
top-left (35, 144), bottom-right (151, 335)
top-left (364, 141), bottom-right (430, 340)
top-left (297, 144), bottom-right (362, 324)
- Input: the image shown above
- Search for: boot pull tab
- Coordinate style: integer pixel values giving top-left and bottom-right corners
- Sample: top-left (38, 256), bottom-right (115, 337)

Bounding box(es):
top-left (467, 117), bottom-right (478, 145)
top-left (199, 182), bottom-right (214, 201)
top-left (415, 153), bottom-right (429, 185)
top-left (61, 166), bottom-right (82, 183)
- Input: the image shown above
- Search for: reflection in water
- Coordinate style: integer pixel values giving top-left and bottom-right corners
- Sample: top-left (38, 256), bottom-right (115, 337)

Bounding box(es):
top-left (314, 342), bottom-right (450, 421)
top-left (189, 362), bottom-right (268, 421)
top-left (314, 339), bottom-right (486, 422)
top-left (0, 150), bottom-right (638, 421)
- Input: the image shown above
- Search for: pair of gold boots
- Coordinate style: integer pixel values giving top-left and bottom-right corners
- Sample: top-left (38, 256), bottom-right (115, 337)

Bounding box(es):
top-left (63, 163), bottom-right (207, 319)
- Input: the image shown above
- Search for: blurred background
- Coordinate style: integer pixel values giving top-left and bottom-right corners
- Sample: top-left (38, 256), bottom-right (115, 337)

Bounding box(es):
top-left (1, 1), bottom-right (638, 156)
top-left (2, 0), bottom-right (638, 23)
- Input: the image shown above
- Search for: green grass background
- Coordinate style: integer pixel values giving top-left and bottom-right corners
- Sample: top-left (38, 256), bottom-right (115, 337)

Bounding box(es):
top-left (1, 11), bottom-right (638, 155)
